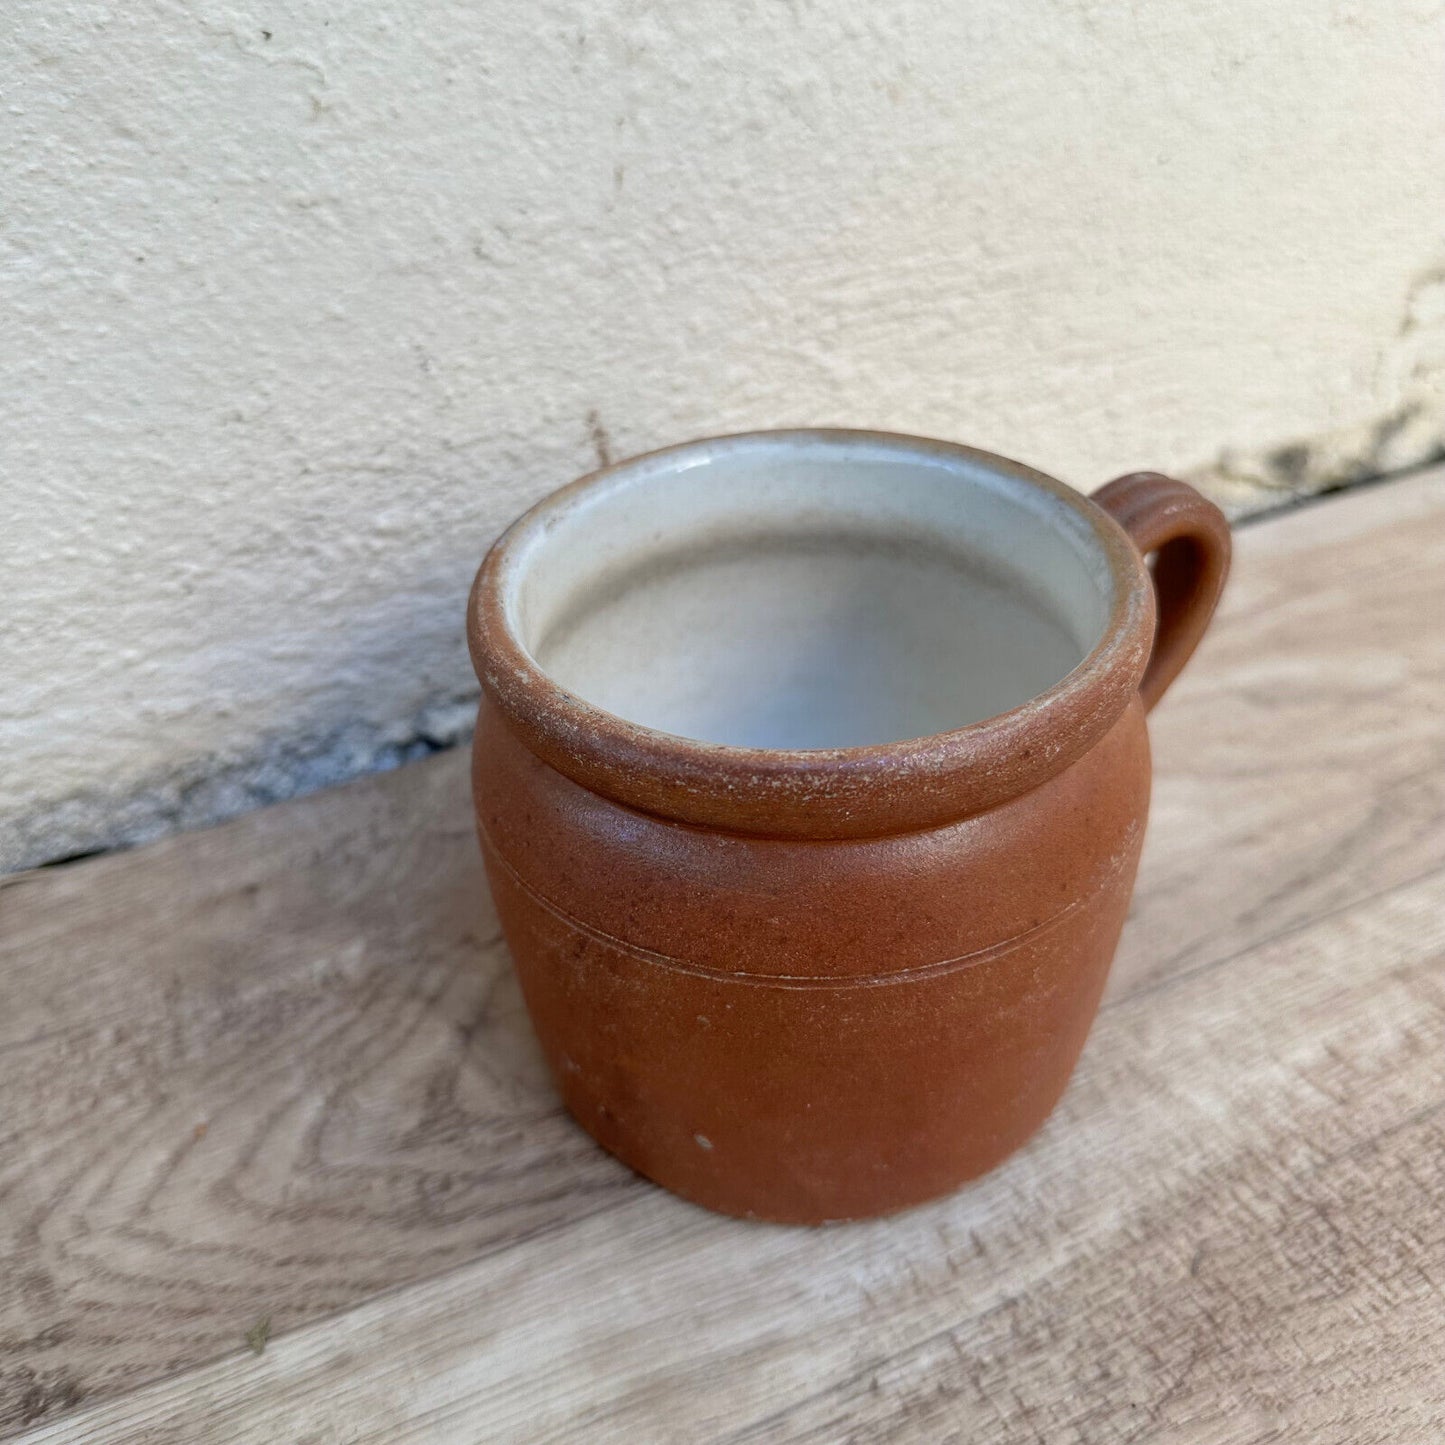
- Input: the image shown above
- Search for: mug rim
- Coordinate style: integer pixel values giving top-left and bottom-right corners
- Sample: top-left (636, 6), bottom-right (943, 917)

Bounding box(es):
top-left (468, 428), bottom-right (1155, 838)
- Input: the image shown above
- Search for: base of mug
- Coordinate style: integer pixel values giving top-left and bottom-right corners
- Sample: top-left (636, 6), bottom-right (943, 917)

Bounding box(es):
top-left (548, 1059), bottom-right (1077, 1226)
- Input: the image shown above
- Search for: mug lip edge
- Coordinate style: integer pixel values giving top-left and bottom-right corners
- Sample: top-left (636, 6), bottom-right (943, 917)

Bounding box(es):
top-left (468, 427), bottom-right (1154, 837)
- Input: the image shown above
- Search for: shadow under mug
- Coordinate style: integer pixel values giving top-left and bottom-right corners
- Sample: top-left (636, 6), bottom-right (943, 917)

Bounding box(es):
top-left (467, 429), bottom-right (1230, 1223)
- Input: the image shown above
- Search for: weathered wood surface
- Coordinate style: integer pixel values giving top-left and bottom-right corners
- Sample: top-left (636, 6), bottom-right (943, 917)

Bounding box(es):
top-left (3, 465), bottom-right (1444, 1442)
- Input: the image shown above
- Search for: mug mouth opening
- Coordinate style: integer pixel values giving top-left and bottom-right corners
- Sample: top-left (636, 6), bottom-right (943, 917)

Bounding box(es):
top-left (470, 430), bottom-right (1152, 837)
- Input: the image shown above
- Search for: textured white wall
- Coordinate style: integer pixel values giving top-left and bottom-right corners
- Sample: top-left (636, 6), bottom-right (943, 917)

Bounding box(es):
top-left (4, 0), bottom-right (1444, 869)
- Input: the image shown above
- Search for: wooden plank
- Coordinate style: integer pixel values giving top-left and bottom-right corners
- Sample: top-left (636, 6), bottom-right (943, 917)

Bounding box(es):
top-left (0, 761), bottom-right (631, 1435)
top-left (2, 464), bottom-right (1444, 1438)
top-left (19, 855), bottom-right (1445, 1443)
top-left (1112, 465), bottom-right (1445, 997)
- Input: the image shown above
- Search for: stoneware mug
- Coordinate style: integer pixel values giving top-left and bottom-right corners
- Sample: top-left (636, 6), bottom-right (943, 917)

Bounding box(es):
top-left (467, 430), bottom-right (1230, 1223)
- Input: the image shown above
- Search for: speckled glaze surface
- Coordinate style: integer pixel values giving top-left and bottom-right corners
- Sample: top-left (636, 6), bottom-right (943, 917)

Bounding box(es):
top-left (467, 431), bottom-right (1230, 1223)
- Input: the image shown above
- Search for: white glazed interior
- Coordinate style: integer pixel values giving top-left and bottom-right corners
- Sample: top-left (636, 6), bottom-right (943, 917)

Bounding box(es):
top-left (500, 435), bottom-right (1116, 751)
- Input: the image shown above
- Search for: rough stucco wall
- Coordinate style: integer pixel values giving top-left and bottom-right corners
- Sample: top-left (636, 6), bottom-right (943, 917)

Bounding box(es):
top-left (3, 0), bottom-right (1444, 870)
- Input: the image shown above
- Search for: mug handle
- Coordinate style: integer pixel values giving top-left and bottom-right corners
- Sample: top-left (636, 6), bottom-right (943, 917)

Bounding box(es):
top-left (1092, 472), bottom-right (1232, 712)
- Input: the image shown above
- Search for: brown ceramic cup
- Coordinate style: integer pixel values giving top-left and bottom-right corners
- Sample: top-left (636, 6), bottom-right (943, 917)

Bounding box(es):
top-left (467, 430), bottom-right (1229, 1223)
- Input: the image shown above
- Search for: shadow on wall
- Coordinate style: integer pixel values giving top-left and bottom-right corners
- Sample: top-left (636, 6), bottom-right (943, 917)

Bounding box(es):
top-left (2, 648), bottom-right (481, 876)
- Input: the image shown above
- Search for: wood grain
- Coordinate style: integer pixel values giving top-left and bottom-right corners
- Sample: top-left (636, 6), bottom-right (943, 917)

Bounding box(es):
top-left (0, 762), bottom-right (631, 1434)
top-left (3, 464), bottom-right (1445, 1441)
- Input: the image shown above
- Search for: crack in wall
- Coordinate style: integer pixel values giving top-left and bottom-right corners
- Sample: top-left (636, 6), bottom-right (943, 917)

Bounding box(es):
top-left (0, 694), bottom-right (480, 875)
top-left (1191, 259), bottom-right (1445, 517)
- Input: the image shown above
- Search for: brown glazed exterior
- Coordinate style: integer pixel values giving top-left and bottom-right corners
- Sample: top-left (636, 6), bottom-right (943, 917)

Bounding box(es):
top-left (468, 432), bottom-right (1230, 1223)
